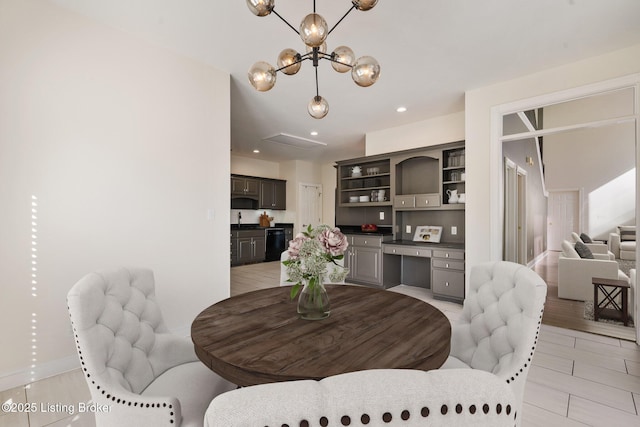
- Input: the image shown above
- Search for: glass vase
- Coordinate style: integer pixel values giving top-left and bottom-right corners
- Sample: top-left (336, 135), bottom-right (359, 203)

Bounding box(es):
top-left (297, 276), bottom-right (331, 320)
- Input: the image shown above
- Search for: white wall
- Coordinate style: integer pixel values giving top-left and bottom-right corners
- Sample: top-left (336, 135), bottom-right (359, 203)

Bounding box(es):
top-left (231, 155), bottom-right (280, 179)
top-left (365, 111), bottom-right (465, 155)
top-left (465, 44), bottom-right (640, 270)
top-left (0, 0), bottom-right (231, 388)
top-left (544, 123), bottom-right (635, 240)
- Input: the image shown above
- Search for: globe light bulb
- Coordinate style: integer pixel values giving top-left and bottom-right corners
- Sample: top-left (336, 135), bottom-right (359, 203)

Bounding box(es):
top-left (352, 0), bottom-right (378, 11)
top-left (277, 48), bottom-right (301, 75)
top-left (246, 0), bottom-right (274, 16)
top-left (351, 56), bottom-right (380, 87)
top-left (308, 96), bottom-right (329, 119)
top-left (331, 46), bottom-right (356, 73)
top-left (300, 13), bottom-right (328, 48)
top-left (248, 61), bottom-right (277, 91)
top-left (306, 41), bottom-right (327, 55)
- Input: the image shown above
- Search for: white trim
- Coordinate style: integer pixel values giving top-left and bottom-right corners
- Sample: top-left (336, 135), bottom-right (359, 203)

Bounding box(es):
top-left (0, 355), bottom-right (80, 391)
top-left (527, 250), bottom-right (549, 269)
top-left (501, 115), bottom-right (637, 142)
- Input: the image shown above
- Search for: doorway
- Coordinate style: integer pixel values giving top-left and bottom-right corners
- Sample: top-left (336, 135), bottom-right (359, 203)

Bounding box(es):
top-left (504, 158), bottom-right (528, 264)
top-left (547, 190), bottom-right (581, 251)
top-left (493, 75), bottom-right (639, 342)
top-left (298, 183), bottom-right (323, 233)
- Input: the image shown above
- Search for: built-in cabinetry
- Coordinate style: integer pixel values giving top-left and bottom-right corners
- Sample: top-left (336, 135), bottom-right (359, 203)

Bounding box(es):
top-left (392, 151), bottom-right (441, 209)
top-left (442, 147), bottom-right (465, 207)
top-left (231, 229), bottom-right (265, 266)
top-left (231, 176), bottom-right (260, 197)
top-left (260, 179), bottom-right (286, 210)
top-left (335, 141), bottom-right (465, 301)
top-left (344, 234), bottom-right (392, 288)
top-left (431, 248), bottom-right (465, 301)
top-left (231, 174), bottom-right (286, 210)
top-left (337, 159), bottom-right (391, 207)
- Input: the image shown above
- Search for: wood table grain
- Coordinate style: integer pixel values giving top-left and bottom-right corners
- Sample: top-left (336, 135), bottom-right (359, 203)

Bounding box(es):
top-left (191, 285), bottom-right (451, 386)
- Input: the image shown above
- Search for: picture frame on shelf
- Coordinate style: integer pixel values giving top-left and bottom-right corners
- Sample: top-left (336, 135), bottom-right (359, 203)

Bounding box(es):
top-left (413, 226), bottom-right (443, 243)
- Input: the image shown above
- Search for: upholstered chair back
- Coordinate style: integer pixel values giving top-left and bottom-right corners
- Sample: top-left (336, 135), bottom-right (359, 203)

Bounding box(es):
top-left (68, 268), bottom-right (173, 395)
top-left (205, 369), bottom-right (517, 427)
top-left (444, 261), bottom-right (547, 424)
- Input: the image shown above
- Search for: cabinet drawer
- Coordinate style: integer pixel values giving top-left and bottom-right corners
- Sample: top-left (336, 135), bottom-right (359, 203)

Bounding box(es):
top-left (432, 259), bottom-right (464, 271)
top-left (383, 245), bottom-right (432, 258)
top-left (393, 195), bottom-right (415, 208)
top-left (432, 250), bottom-right (465, 260)
top-left (415, 193), bottom-right (441, 208)
top-left (352, 235), bottom-right (382, 248)
top-left (432, 269), bottom-right (465, 299)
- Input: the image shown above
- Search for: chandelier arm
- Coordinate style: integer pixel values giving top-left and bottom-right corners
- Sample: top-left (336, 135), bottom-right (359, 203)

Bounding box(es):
top-left (327, 4), bottom-right (357, 35)
top-left (271, 8), bottom-right (300, 35)
top-left (275, 56), bottom-right (311, 73)
top-left (324, 57), bottom-right (354, 69)
top-left (315, 66), bottom-right (320, 98)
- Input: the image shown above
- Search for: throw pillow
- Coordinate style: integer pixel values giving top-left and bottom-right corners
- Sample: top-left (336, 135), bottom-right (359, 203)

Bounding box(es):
top-left (580, 233), bottom-right (593, 243)
top-left (618, 225), bottom-right (636, 241)
top-left (561, 240), bottom-right (580, 259)
top-left (574, 241), bottom-right (594, 259)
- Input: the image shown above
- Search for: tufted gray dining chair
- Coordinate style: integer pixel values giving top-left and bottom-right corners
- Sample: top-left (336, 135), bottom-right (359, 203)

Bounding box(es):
top-left (67, 267), bottom-right (236, 427)
top-left (440, 261), bottom-right (547, 426)
top-left (204, 368), bottom-right (517, 427)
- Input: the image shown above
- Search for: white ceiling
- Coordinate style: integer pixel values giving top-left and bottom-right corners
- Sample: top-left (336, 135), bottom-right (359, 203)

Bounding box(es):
top-left (49, 0), bottom-right (640, 163)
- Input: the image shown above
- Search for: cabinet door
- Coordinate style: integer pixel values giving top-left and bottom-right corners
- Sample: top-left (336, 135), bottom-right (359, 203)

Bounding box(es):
top-left (244, 178), bottom-right (260, 197)
top-left (237, 238), bottom-right (253, 264)
top-left (432, 269), bottom-right (465, 300)
top-left (252, 237), bottom-right (266, 262)
top-left (344, 247), bottom-right (354, 280)
top-left (273, 180), bottom-right (287, 209)
top-left (231, 177), bottom-right (246, 195)
top-left (352, 247), bottom-right (382, 286)
top-left (259, 181), bottom-right (276, 209)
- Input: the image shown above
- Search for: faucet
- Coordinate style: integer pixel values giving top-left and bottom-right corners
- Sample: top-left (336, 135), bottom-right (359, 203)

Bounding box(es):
top-left (238, 211), bottom-right (242, 226)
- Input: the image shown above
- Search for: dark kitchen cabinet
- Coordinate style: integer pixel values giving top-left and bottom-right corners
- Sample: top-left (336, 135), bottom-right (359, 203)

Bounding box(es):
top-left (260, 179), bottom-right (287, 210)
top-left (231, 229), bottom-right (265, 266)
top-left (231, 176), bottom-right (260, 197)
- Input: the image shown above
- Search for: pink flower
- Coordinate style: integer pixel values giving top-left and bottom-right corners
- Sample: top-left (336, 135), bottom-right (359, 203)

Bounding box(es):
top-left (287, 234), bottom-right (309, 259)
top-left (318, 227), bottom-right (348, 256)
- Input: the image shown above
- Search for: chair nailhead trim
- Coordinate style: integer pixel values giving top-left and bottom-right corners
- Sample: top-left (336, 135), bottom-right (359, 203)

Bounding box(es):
top-left (401, 410), bottom-right (410, 420)
top-left (341, 415), bottom-right (351, 425)
top-left (319, 416), bottom-right (328, 427)
top-left (382, 412), bottom-right (392, 422)
top-left (360, 414), bottom-right (370, 424)
top-left (299, 421), bottom-right (309, 427)
top-left (67, 311), bottom-right (179, 426)
top-left (421, 407), bottom-right (430, 417)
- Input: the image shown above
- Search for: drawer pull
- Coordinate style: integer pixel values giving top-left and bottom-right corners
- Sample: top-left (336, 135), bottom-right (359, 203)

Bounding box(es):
top-left (445, 253), bottom-right (449, 258)
top-left (425, 200), bottom-right (429, 204)
top-left (401, 200), bottom-right (405, 205)
top-left (445, 282), bottom-right (450, 287)
top-left (416, 251), bottom-right (420, 255)
top-left (445, 263), bottom-right (449, 268)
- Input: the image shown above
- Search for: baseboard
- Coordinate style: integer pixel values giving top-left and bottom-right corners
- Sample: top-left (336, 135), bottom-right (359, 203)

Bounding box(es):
top-left (0, 325), bottom-right (193, 392)
top-left (528, 250), bottom-right (549, 268)
top-left (0, 355), bottom-right (80, 392)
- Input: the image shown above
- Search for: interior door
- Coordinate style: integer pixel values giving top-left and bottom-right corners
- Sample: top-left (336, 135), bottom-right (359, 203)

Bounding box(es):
top-left (547, 190), bottom-right (580, 251)
top-left (299, 183), bottom-right (322, 233)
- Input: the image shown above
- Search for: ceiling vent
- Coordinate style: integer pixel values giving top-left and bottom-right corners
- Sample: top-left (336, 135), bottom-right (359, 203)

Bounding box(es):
top-left (262, 133), bottom-right (327, 150)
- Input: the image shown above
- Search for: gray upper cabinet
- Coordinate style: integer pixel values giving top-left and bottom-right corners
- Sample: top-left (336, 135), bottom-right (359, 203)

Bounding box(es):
top-left (392, 151), bottom-right (441, 210)
top-left (231, 176), bottom-right (260, 197)
top-left (260, 179), bottom-right (286, 210)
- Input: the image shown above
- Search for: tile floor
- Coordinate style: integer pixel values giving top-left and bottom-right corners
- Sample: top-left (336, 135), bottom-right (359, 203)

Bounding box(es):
top-left (2, 260), bottom-right (639, 426)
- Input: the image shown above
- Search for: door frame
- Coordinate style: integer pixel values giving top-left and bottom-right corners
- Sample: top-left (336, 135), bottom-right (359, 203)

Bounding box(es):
top-left (490, 73), bottom-right (640, 343)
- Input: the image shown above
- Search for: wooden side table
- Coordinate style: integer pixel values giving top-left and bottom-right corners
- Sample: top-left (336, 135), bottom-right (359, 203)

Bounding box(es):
top-left (591, 277), bottom-right (630, 326)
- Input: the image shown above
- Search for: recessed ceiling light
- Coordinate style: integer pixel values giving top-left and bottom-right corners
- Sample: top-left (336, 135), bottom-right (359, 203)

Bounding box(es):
top-left (396, 106), bottom-right (407, 113)
top-left (310, 131), bottom-right (318, 136)
top-left (253, 149), bottom-right (260, 153)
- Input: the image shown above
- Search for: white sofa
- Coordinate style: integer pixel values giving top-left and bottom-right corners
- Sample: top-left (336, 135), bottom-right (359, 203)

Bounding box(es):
top-left (558, 240), bottom-right (630, 303)
top-left (570, 232), bottom-right (614, 260)
top-left (609, 225), bottom-right (637, 260)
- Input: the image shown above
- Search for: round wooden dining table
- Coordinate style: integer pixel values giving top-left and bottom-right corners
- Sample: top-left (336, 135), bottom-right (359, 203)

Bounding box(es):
top-left (191, 285), bottom-right (451, 387)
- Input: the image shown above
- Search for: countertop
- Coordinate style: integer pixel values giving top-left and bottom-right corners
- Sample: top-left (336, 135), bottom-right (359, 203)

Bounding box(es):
top-left (337, 225), bottom-right (393, 236)
top-left (231, 223), bottom-right (293, 230)
top-left (384, 240), bottom-right (465, 250)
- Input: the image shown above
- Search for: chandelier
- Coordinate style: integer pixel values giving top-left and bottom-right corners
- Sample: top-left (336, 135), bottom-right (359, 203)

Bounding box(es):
top-left (246, 0), bottom-right (381, 119)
